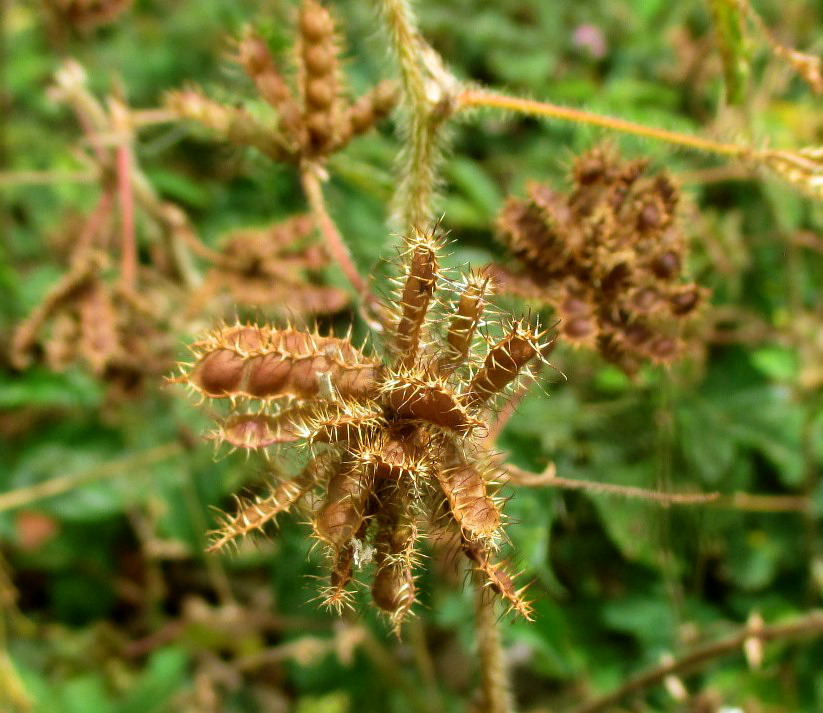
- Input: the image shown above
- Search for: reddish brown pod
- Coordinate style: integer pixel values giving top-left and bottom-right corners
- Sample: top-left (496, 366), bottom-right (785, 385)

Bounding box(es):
top-left (491, 145), bottom-right (708, 375)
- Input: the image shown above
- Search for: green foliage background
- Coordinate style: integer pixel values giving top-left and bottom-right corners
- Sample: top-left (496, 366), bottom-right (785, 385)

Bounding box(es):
top-left (2, 1), bottom-right (823, 711)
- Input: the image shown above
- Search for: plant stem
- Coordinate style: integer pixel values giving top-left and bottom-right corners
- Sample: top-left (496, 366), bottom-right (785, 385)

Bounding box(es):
top-left (0, 443), bottom-right (182, 512)
top-left (379, 0), bottom-right (449, 229)
top-left (457, 88), bottom-right (753, 159)
top-left (300, 164), bottom-right (367, 296)
top-left (475, 578), bottom-right (514, 713)
top-left (111, 100), bottom-right (137, 291)
top-left (570, 611), bottom-right (823, 713)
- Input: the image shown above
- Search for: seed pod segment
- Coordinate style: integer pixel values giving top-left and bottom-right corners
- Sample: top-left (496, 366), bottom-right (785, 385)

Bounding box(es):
top-left (466, 321), bottom-right (542, 407)
top-left (393, 229), bottom-right (440, 367)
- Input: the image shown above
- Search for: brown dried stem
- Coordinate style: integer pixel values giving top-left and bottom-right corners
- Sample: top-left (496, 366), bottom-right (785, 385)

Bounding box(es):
top-left (474, 578), bottom-right (514, 713)
top-left (300, 163), bottom-right (367, 297)
top-left (570, 610), bottom-right (823, 713)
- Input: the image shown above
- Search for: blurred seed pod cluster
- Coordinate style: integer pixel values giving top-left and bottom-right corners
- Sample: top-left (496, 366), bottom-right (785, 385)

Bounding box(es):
top-left (187, 213), bottom-right (349, 319)
top-left (491, 146), bottom-right (707, 375)
top-left (174, 229), bottom-right (549, 631)
top-left (167, 0), bottom-right (398, 165)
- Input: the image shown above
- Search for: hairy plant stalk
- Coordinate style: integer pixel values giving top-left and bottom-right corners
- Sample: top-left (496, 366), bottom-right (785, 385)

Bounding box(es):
top-left (571, 610), bottom-right (823, 713)
top-left (379, 0), bottom-right (451, 229)
top-left (475, 579), bottom-right (514, 713)
top-left (457, 88), bottom-right (752, 159)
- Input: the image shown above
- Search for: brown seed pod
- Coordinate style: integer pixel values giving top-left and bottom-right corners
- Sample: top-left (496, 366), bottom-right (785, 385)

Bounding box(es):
top-left (462, 539), bottom-right (532, 620)
top-left (77, 278), bottom-right (120, 375)
top-left (207, 462), bottom-right (321, 552)
top-left (371, 485), bottom-right (417, 629)
top-left (441, 271), bottom-right (490, 370)
top-left (436, 450), bottom-right (501, 543)
top-left (298, 0), bottom-right (342, 155)
top-left (181, 325), bottom-right (382, 402)
top-left (209, 411), bottom-right (303, 450)
top-left (383, 374), bottom-right (479, 434)
top-left (393, 229), bottom-right (440, 366)
top-left (466, 321), bottom-right (541, 407)
top-left (237, 32), bottom-right (304, 146)
top-left (314, 461), bottom-right (374, 550)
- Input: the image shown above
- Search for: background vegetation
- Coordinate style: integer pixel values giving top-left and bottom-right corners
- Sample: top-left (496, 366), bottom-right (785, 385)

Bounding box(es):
top-left (2, 1), bottom-right (823, 711)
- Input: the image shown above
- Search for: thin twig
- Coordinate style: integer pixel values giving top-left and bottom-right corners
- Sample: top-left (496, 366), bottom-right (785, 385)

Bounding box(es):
top-left (0, 443), bottom-right (182, 512)
top-left (570, 610), bottom-right (823, 713)
top-left (503, 464), bottom-right (720, 506)
top-left (0, 169), bottom-right (98, 187)
top-left (457, 88), bottom-right (753, 160)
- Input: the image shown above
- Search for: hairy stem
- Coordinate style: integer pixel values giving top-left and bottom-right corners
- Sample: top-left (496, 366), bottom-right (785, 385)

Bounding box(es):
top-left (475, 578), bottom-right (514, 713)
top-left (571, 610), bottom-right (823, 713)
top-left (457, 88), bottom-right (753, 159)
top-left (379, 0), bottom-right (449, 230)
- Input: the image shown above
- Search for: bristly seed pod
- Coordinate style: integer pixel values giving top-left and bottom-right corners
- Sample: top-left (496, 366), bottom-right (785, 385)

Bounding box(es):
top-left (466, 321), bottom-right (541, 407)
top-left (178, 226), bottom-right (545, 632)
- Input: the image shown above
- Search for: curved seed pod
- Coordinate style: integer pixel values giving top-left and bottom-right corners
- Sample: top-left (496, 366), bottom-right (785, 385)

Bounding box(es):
top-left (466, 321), bottom-right (541, 407)
top-left (371, 482), bottom-right (417, 631)
top-left (77, 279), bottom-right (120, 374)
top-left (181, 326), bottom-right (381, 402)
top-left (382, 374), bottom-right (479, 433)
top-left (208, 411), bottom-right (302, 450)
top-left (463, 539), bottom-right (532, 620)
top-left (338, 80), bottom-right (398, 146)
top-left (393, 229), bottom-right (439, 366)
top-left (238, 32), bottom-right (304, 147)
top-left (436, 451), bottom-right (501, 542)
top-left (441, 271), bottom-right (490, 371)
top-left (297, 400), bottom-right (385, 444)
top-left (313, 461), bottom-right (373, 550)
top-left (207, 460), bottom-right (323, 552)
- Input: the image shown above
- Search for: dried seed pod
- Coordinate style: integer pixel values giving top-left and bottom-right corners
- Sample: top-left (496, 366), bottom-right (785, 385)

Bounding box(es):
top-left (441, 271), bottom-right (490, 370)
top-left (298, 0), bottom-right (342, 154)
top-left (209, 411), bottom-right (303, 450)
top-left (181, 325), bottom-right (382, 402)
top-left (466, 321), bottom-right (541, 407)
top-left (238, 32), bottom-right (304, 146)
top-left (382, 374), bottom-right (479, 433)
top-left (463, 539), bottom-right (532, 620)
top-left (297, 400), bottom-right (385, 444)
top-left (314, 461), bottom-right (373, 549)
top-left (436, 451), bottom-right (501, 543)
top-left (338, 80), bottom-right (398, 145)
top-left (207, 462), bottom-right (321, 552)
top-left (77, 278), bottom-right (120, 374)
top-left (393, 229), bottom-right (440, 366)
top-left (372, 485), bottom-right (417, 629)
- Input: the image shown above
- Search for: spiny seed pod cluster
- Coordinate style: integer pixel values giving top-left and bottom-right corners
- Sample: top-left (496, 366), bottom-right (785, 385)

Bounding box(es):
top-left (188, 213), bottom-right (348, 318)
top-left (175, 229), bottom-right (550, 632)
top-left (167, 0), bottom-right (398, 164)
top-left (491, 146), bottom-right (706, 375)
top-left (11, 252), bottom-right (174, 398)
top-left (48, 0), bottom-right (133, 31)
